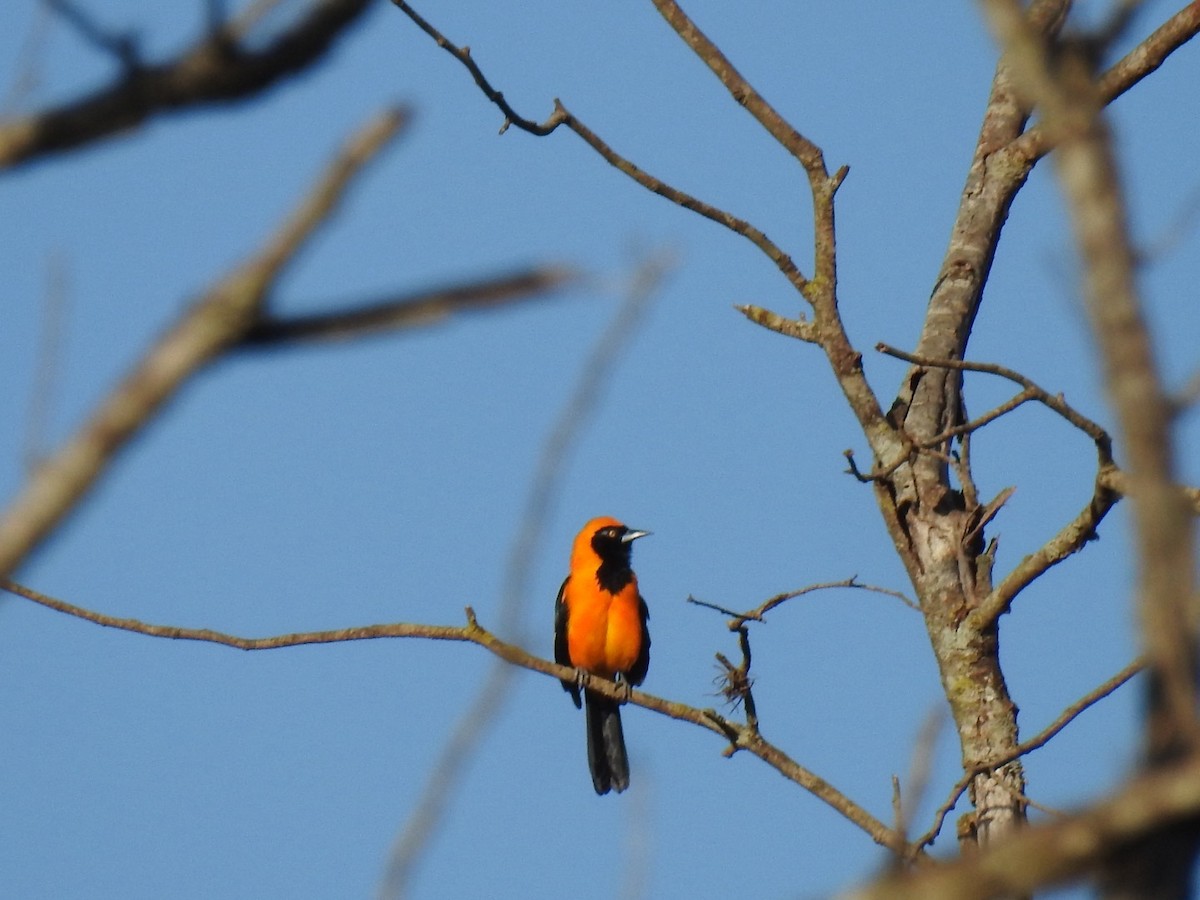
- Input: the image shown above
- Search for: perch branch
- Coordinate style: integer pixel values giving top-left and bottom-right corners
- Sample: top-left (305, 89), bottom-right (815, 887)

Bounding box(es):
top-left (3, 577), bottom-right (916, 858)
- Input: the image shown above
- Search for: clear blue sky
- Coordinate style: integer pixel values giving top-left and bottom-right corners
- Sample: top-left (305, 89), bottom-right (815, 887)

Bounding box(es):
top-left (2, 2), bottom-right (1198, 898)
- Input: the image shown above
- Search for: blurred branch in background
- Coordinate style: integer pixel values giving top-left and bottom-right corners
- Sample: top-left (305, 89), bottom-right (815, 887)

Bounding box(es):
top-left (984, 1), bottom-right (1199, 895)
top-left (0, 106), bottom-right (408, 578)
top-left (378, 253), bottom-right (673, 900)
top-left (239, 266), bottom-right (577, 347)
top-left (22, 250), bottom-right (69, 473)
top-left (0, 0), bottom-right (373, 170)
top-left (0, 103), bottom-right (580, 580)
top-left (846, 751), bottom-right (1200, 900)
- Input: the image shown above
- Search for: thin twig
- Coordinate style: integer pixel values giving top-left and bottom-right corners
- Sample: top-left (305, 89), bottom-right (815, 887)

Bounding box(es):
top-left (915, 658), bottom-right (1145, 851)
top-left (646, 0), bottom-right (824, 173)
top-left (688, 576), bottom-right (919, 625)
top-left (44, 0), bottom-right (139, 65)
top-left (735, 305), bottom-right (819, 343)
top-left (893, 710), bottom-right (946, 855)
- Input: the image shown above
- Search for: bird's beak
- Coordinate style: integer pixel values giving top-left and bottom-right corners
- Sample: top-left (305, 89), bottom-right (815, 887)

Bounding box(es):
top-left (621, 528), bottom-right (651, 543)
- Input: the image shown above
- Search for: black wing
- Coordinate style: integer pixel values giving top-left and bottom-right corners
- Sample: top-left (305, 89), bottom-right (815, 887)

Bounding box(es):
top-left (554, 576), bottom-right (581, 708)
top-left (624, 594), bottom-right (651, 687)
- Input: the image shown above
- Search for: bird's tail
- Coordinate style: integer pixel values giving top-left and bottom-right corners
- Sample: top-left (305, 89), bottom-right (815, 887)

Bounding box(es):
top-left (584, 689), bottom-right (629, 795)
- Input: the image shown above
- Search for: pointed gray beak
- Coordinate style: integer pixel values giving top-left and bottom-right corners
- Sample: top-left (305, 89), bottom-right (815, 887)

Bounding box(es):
top-left (621, 528), bottom-right (651, 543)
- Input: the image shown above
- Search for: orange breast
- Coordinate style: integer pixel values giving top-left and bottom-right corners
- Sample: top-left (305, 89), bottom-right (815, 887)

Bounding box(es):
top-left (565, 578), bottom-right (643, 679)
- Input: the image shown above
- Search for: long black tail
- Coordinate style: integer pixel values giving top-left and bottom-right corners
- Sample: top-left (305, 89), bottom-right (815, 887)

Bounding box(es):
top-left (584, 689), bottom-right (629, 795)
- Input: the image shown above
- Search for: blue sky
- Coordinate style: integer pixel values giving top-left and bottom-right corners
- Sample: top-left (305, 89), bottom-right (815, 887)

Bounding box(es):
top-left (2, 2), bottom-right (1198, 898)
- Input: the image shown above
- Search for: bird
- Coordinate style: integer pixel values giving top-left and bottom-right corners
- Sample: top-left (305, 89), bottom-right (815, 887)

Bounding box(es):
top-left (554, 516), bottom-right (651, 795)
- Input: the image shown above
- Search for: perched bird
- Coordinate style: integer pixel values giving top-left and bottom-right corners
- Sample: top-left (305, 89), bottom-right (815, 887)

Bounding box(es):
top-left (554, 516), bottom-right (651, 795)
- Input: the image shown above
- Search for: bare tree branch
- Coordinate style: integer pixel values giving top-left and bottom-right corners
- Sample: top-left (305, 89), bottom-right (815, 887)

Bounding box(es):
top-left (866, 1), bottom-right (1075, 850)
top-left (981, 1), bottom-right (1200, 892)
top-left (2, 576), bottom-right (917, 858)
top-left (646, 0), bottom-right (824, 172)
top-left (877, 343), bottom-right (1114, 452)
top-left (1098, 466), bottom-right (1200, 515)
top-left (388, 1), bottom-right (811, 298)
top-left (0, 0), bottom-right (373, 170)
top-left (874, 342), bottom-right (1126, 627)
top-left (43, 0), bottom-right (139, 65)
top-left (0, 107), bottom-right (408, 577)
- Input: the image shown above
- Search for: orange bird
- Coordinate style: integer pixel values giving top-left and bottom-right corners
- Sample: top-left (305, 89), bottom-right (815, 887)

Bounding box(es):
top-left (555, 516), bottom-right (651, 795)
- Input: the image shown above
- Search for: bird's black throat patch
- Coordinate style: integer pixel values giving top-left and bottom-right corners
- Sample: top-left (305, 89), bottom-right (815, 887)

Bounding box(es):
top-left (591, 528), bottom-right (636, 594)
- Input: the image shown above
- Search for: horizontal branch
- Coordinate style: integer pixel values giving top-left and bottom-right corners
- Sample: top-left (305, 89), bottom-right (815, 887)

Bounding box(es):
top-left (1099, 466), bottom-right (1200, 516)
top-left (240, 266), bottom-right (578, 346)
top-left (0, 0), bottom-right (373, 170)
top-left (3, 576), bottom-right (916, 857)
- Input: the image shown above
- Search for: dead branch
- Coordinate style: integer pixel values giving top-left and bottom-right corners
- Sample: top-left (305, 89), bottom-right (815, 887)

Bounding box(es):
top-left (877, 343), bottom-right (1114, 455)
top-left (646, 0), bottom-right (823, 172)
top-left (985, 0), bottom-right (1199, 760)
top-left (1098, 466), bottom-right (1200, 515)
top-left (735, 305), bottom-right (819, 343)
